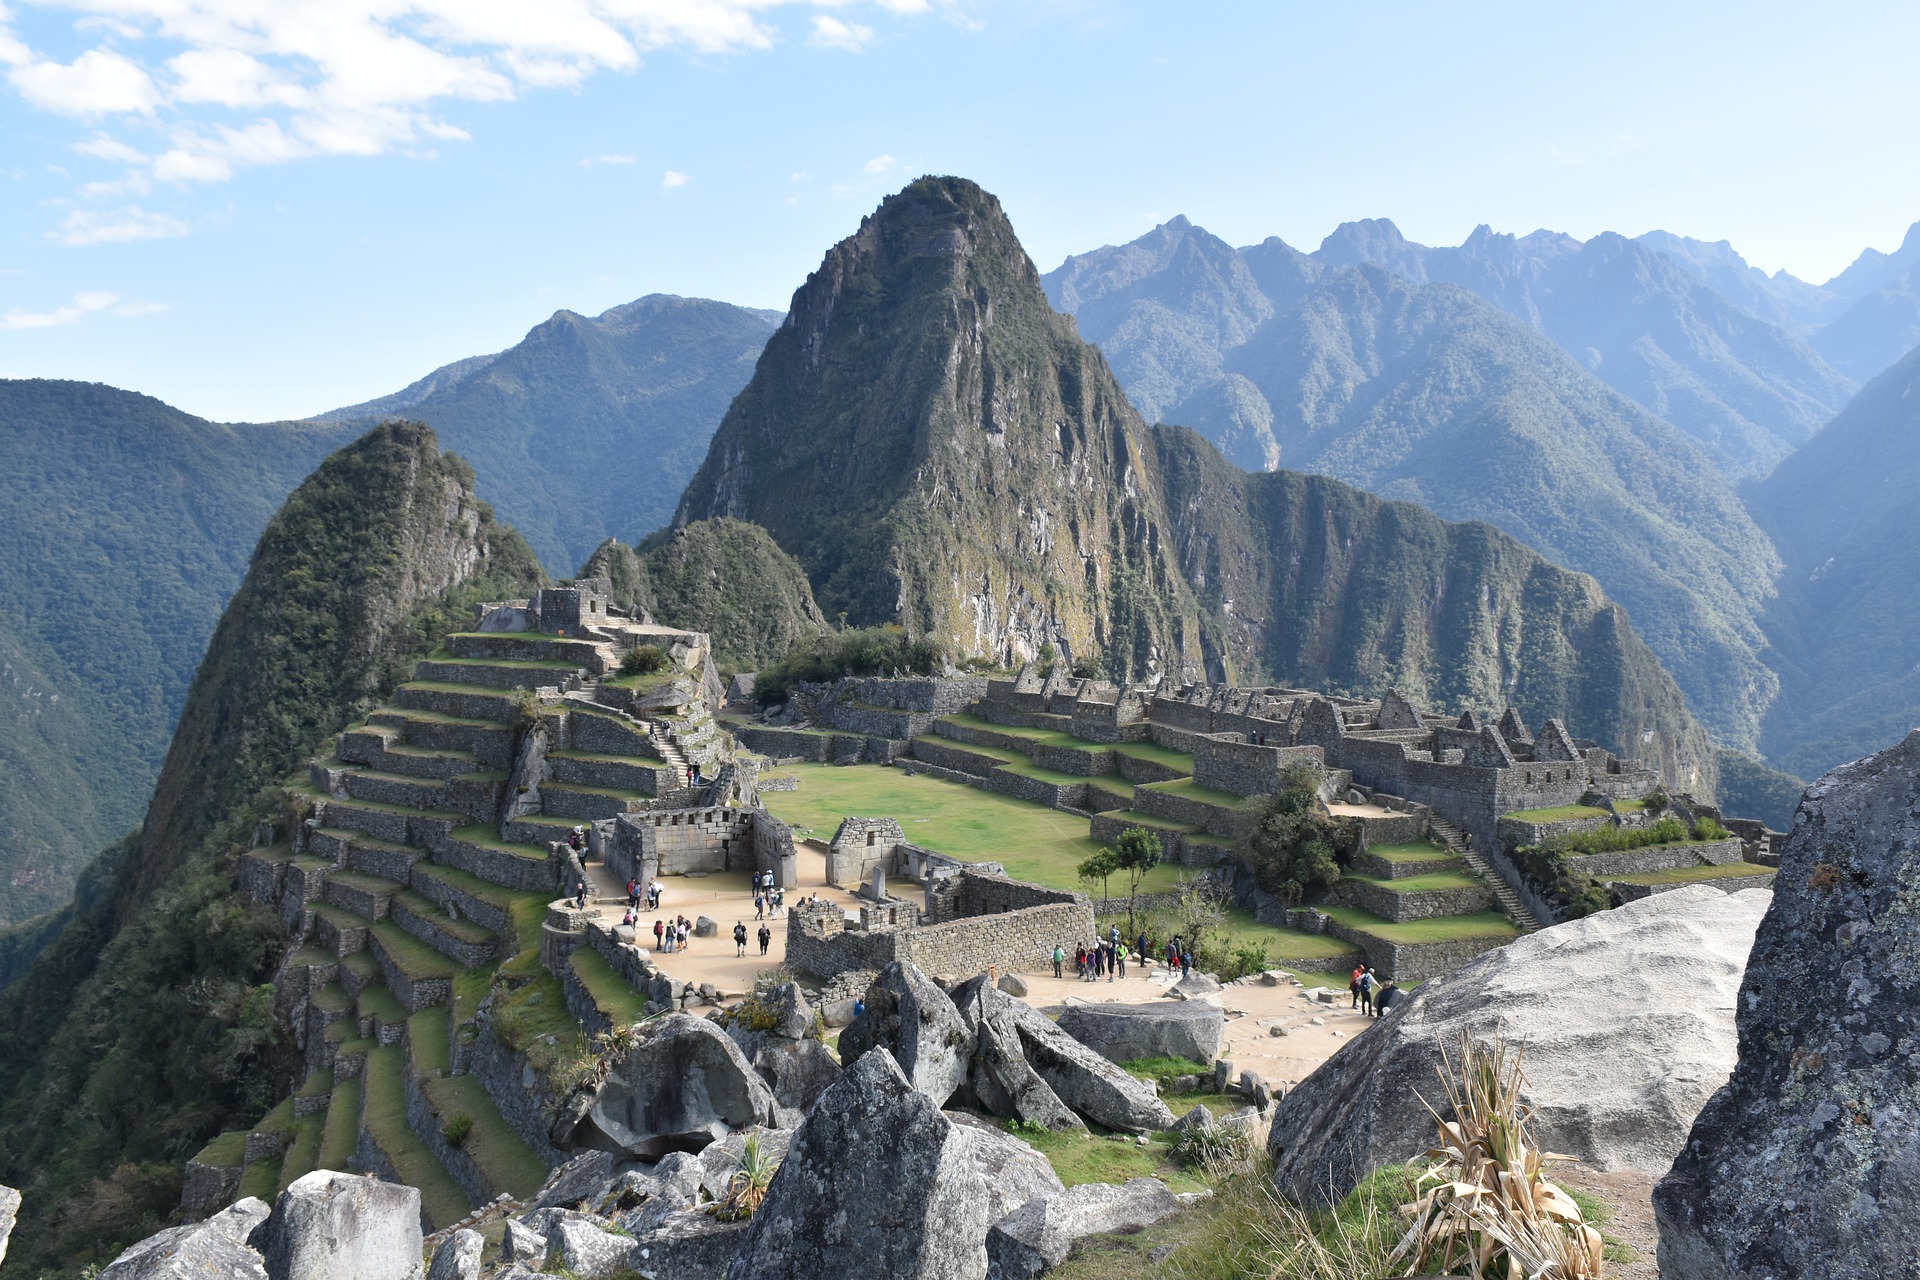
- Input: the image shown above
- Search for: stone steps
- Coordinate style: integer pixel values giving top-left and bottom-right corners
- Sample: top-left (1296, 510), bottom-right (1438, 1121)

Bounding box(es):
top-left (1431, 817), bottom-right (1541, 933)
top-left (311, 904), bottom-right (371, 956)
top-left (354, 981), bottom-right (411, 1046)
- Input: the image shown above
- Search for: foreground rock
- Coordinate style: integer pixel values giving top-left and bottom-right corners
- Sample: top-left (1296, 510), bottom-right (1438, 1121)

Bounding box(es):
top-left (838, 961), bottom-right (973, 1106)
top-left (1057, 1001), bottom-right (1223, 1064)
top-left (424, 1230), bottom-right (481, 1280)
top-left (102, 1197), bottom-right (270, 1280)
top-left (946, 1113), bottom-right (1067, 1223)
top-left (1267, 886), bottom-right (1769, 1206)
top-left (0, 1184), bottom-right (16, 1269)
top-left (950, 975), bottom-right (1084, 1132)
top-left (252, 1172), bottom-right (422, 1280)
top-left (573, 1014), bottom-right (776, 1158)
top-left (1656, 732), bottom-right (1920, 1278)
top-left (722, 983), bottom-right (842, 1120)
top-left (1012, 1003), bottom-right (1176, 1134)
top-left (986, 1178), bottom-right (1179, 1279)
top-left (728, 1048), bottom-right (991, 1279)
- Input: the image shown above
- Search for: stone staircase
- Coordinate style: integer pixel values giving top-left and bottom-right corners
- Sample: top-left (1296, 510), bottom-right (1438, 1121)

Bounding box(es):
top-left (209, 629), bottom-right (715, 1231)
top-left (1430, 816), bottom-right (1541, 934)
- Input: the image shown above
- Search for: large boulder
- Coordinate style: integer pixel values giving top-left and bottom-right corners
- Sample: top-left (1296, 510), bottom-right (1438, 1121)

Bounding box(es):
top-left (949, 976), bottom-right (1084, 1133)
top-left (1655, 733), bottom-right (1920, 1278)
top-left (1010, 1003), bottom-right (1176, 1134)
top-left (629, 1208), bottom-right (749, 1280)
top-left (1056, 1001), bottom-right (1224, 1064)
top-left (838, 961), bottom-right (972, 1106)
top-left (576, 1014), bottom-right (777, 1159)
top-left (727, 1048), bottom-right (992, 1279)
top-left (0, 1184), bottom-right (16, 1269)
top-left (102, 1197), bottom-right (270, 1280)
top-left (424, 1230), bottom-right (481, 1280)
top-left (253, 1172), bottom-right (421, 1280)
top-left (986, 1178), bottom-right (1180, 1279)
top-left (1266, 885), bottom-right (1769, 1206)
top-left (723, 985), bottom-right (842, 1120)
top-left (530, 1151), bottom-right (616, 1212)
top-left (946, 1113), bottom-right (1067, 1224)
top-left (549, 1217), bottom-right (637, 1279)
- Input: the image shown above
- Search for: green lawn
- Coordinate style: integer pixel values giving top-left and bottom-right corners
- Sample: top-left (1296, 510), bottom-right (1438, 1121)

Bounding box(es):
top-left (1317, 903), bottom-right (1519, 945)
top-left (192, 1130), bottom-right (249, 1168)
top-left (1213, 908), bottom-right (1362, 964)
top-left (1343, 870), bottom-right (1485, 894)
top-left (1365, 841), bottom-right (1456, 864)
top-left (1606, 862), bottom-right (1772, 886)
top-left (1505, 804), bottom-right (1609, 823)
top-left (1006, 1121), bottom-right (1204, 1192)
top-left (569, 948), bottom-right (650, 1026)
top-left (936, 715), bottom-right (1194, 774)
top-left (761, 762), bottom-right (1183, 894)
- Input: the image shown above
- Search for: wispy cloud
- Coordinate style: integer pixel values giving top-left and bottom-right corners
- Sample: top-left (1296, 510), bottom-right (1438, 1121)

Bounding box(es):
top-left (661, 169), bottom-right (690, 189)
top-left (50, 205), bottom-right (190, 246)
top-left (863, 153), bottom-right (895, 174)
top-left (579, 153), bottom-right (635, 167)
top-left (809, 15), bottom-right (874, 52)
top-left (0, 0), bottom-right (965, 243)
top-left (0, 288), bottom-right (169, 329)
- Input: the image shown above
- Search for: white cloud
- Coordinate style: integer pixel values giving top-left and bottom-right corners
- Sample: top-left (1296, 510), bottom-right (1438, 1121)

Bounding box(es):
top-left (579, 153), bottom-right (635, 167)
top-left (809, 15), bottom-right (873, 51)
top-left (661, 169), bottom-right (690, 188)
top-left (50, 205), bottom-right (190, 246)
top-left (10, 49), bottom-right (160, 117)
top-left (1, 289), bottom-right (117, 329)
top-left (74, 135), bottom-right (148, 164)
top-left (863, 153), bottom-right (894, 174)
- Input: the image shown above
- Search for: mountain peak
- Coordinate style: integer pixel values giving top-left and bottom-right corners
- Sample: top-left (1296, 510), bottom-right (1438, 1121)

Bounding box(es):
top-left (1314, 217), bottom-right (1415, 269)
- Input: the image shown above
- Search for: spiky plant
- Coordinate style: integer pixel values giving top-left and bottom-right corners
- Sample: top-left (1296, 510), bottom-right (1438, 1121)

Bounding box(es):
top-left (720, 1132), bottom-right (781, 1221)
top-left (1390, 1033), bottom-right (1604, 1279)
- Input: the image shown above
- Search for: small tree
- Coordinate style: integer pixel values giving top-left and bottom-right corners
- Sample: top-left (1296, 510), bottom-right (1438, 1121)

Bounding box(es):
top-left (1174, 872), bottom-right (1228, 959)
top-left (1110, 827), bottom-right (1163, 936)
top-left (1244, 763), bottom-right (1352, 905)
top-left (1077, 847), bottom-right (1120, 905)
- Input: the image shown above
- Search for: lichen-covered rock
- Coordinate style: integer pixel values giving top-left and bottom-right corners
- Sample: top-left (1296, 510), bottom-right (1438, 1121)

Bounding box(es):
top-left (986, 1178), bottom-right (1179, 1279)
top-left (252, 1173), bottom-right (421, 1280)
top-left (102, 1197), bottom-right (270, 1280)
top-left (1266, 886), bottom-right (1769, 1206)
top-left (949, 976), bottom-right (1084, 1133)
top-left (629, 1207), bottom-right (749, 1280)
top-left (548, 1217), bottom-right (636, 1279)
top-left (1010, 1003), bottom-right (1175, 1134)
top-left (531, 1151), bottom-right (615, 1212)
top-left (838, 961), bottom-right (972, 1106)
top-left (500, 1218), bottom-right (547, 1264)
top-left (575, 1014), bottom-right (776, 1159)
top-left (1655, 732), bottom-right (1920, 1279)
top-left (1057, 1001), bottom-right (1223, 1065)
top-left (946, 1113), bottom-right (1066, 1225)
top-left (424, 1229), bottom-right (481, 1280)
top-left (727, 1049), bottom-right (991, 1279)
top-left (695, 1127), bottom-right (794, 1202)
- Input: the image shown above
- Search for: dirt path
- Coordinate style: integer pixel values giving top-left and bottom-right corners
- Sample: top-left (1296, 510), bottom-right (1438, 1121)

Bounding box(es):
top-left (1557, 1165), bottom-right (1661, 1278)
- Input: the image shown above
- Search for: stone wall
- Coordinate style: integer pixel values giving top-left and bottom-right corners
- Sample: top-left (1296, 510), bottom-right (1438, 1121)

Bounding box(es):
top-left (1192, 736), bottom-right (1321, 798)
top-left (1563, 838), bottom-right (1744, 879)
top-left (1132, 785), bottom-right (1253, 839)
top-left (785, 875), bottom-right (1094, 981)
top-left (827, 816), bottom-right (904, 886)
top-left (925, 869), bottom-right (1082, 923)
top-left (606, 806), bottom-right (756, 885)
top-left (1349, 849), bottom-right (1464, 880)
top-left (1352, 811), bottom-right (1429, 846)
top-left (1333, 877), bottom-right (1494, 924)
top-left (1609, 870), bottom-right (1776, 903)
top-left (1495, 811), bottom-right (1615, 849)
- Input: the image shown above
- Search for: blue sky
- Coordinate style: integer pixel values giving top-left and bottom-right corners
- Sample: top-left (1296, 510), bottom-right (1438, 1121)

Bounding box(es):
top-left (3, 0), bottom-right (1918, 422)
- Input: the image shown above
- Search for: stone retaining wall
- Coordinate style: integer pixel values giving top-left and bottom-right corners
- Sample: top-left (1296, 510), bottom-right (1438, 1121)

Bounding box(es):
top-left (1352, 812), bottom-right (1428, 845)
top-left (1334, 877), bottom-right (1493, 924)
top-left (1348, 849), bottom-right (1464, 880)
top-left (1495, 811), bottom-right (1615, 848)
top-left (909, 736), bottom-right (1012, 777)
top-left (1193, 736), bottom-right (1322, 799)
top-left (1562, 838), bottom-right (1744, 879)
top-left (1133, 786), bottom-right (1253, 839)
top-left (461, 1021), bottom-right (571, 1166)
top-left (1608, 870), bottom-right (1776, 902)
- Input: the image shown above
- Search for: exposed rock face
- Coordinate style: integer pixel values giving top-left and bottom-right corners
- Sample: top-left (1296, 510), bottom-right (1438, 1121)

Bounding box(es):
top-left (576, 1014), bottom-right (776, 1159)
top-left (1058, 1000), bottom-right (1224, 1064)
top-left (531, 1152), bottom-right (615, 1212)
top-left (1268, 886), bottom-right (1770, 1206)
top-left (1011, 1003), bottom-right (1177, 1134)
top-left (424, 1229), bottom-right (481, 1280)
top-left (723, 983), bottom-right (842, 1119)
top-left (986, 1178), bottom-right (1180, 1280)
top-left (101, 1197), bottom-right (270, 1280)
top-left (946, 1113), bottom-right (1067, 1224)
top-left (548, 1217), bottom-right (636, 1279)
top-left (252, 1173), bottom-right (422, 1280)
top-left (839, 961), bottom-right (973, 1106)
top-left (1655, 732), bottom-right (1920, 1278)
top-left (949, 975), bottom-right (1084, 1132)
top-left (0, 1184), bottom-right (16, 1269)
top-left (728, 1049), bottom-right (992, 1279)
top-left (630, 1208), bottom-right (749, 1280)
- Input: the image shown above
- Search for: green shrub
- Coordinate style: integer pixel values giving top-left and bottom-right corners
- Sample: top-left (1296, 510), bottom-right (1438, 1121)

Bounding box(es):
top-left (1692, 816), bottom-right (1732, 842)
top-left (754, 625), bottom-right (945, 704)
top-left (620, 645), bottom-right (671, 676)
top-left (1242, 763), bottom-right (1354, 905)
top-left (1542, 817), bottom-right (1690, 856)
top-left (1510, 845), bottom-right (1611, 920)
top-left (441, 1112), bottom-right (474, 1148)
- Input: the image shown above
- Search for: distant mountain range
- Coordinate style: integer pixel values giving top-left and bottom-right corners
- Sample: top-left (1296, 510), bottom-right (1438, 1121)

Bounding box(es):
top-left (313, 294), bottom-right (781, 572)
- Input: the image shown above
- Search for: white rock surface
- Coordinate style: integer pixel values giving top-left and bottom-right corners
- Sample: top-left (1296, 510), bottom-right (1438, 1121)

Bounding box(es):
top-left (1267, 886), bottom-right (1771, 1205)
top-left (254, 1173), bottom-right (423, 1280)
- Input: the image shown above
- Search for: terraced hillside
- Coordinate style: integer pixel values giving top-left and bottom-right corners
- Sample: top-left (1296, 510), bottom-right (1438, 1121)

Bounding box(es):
top-left (197, 629), bottom-right (727, 1229)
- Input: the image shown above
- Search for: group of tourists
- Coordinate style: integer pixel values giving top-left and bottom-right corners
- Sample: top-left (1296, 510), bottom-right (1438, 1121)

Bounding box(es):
top-left (1050, 926), bottom-right (1196, 981)
top-left (1349, 964), bottom-right (1399, 1017)
top-left (654, 915), bottom-right (694, 953)
top-left (624, 878), bottom-right (663, 911)
top-left (750, 869), bottom-right (784, 920)
top-left (731, 920), bottom-right (775, 957)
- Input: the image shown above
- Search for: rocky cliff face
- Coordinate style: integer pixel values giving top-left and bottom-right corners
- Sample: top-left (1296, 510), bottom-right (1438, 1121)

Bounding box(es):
top-left (1654, 731), bottom-right (1920, 1277)
top-left (675, 176), bottom-right (1223, 684)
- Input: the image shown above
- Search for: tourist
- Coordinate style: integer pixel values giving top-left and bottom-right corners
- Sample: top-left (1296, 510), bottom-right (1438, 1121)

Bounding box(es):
top-left (1116, 942), bottom-right (1128, 979)
top-left (1052, 943), bottom-right (1065, 980)
top-left (853, 998), bottom-right (865, 1020)
top-left (1350, 964), bottom-right (1364, 1009)
top-left (573, 880), bottom-right (588, 910)
top-left (1359, 968), bottom-right (1376, 1015)
top-left (1179, 947), bottom-right (1193, 978)
top-left (1073, 944), bottom-right (1086, 977)
top-left (773, 886), bottom-right (784, 916)
top-left (1136, 931), bottom-right (1149, 965)
top-left (758, 922), bottom-right (772, 956)
top-left (1373, 979), bottom-right (1398, 1017)
top-left (621, 905), bottom-right (636, 927)
top-left (754, 893), bottom-right (765, 921)
top-left (653, 918), bottom-right (665, 951)
top-left (626, 878), bottom-right (639, 910)
top-left (677, 919), bottom-right (690, 950)
top-left (733, 921), bottom-right (748, 957)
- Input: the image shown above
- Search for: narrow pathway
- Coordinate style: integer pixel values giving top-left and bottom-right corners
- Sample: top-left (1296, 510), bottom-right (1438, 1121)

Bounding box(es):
top-left (1431, 816), bottom-right (1542, 933)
